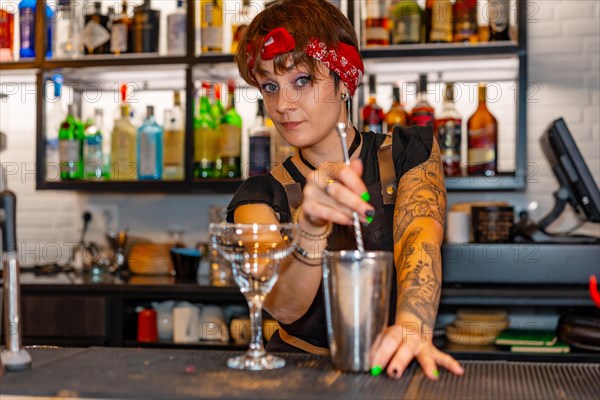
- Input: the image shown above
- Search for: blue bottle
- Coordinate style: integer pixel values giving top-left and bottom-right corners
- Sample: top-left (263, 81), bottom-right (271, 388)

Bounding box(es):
top-left (45, 2), bottom-right (54, 58)
top-left (137, 106), bottom-right (163, 180)
top-left (18, 0), bottom-right (55, 58)
top-left (18, 0), bottom-right (36, 58)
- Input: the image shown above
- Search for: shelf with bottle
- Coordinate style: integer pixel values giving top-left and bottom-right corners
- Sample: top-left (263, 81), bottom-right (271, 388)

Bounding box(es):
top-left (356, 58), bottom-right (524, 190)
top-left (37, 66), bottom-right (250, 192)
top-left (357, 0), bottom-right (523, 56)
top-left (39, 68), bottom-right (190, 185)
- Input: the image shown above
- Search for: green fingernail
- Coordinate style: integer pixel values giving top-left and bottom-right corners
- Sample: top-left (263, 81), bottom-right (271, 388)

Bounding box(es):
top-left (370, 365), bottom-right (383, 376)
top-left (366, 215), bottom-right (373, 224)
top-left (433, 369), bottom-right (440, 378)
top-left (361, 192), bottom-right (371, 202)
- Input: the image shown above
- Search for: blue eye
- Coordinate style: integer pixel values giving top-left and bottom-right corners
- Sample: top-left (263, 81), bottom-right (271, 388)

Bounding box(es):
top-left (261, 82), bottom-right (278, 93)
top-left (296, 75), bottom-right (312, 87)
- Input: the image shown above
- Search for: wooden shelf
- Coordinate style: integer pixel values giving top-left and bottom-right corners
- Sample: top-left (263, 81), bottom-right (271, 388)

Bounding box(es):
top-left (360, 41), bottom-right (522, 60)
top-left (0, 61), bottom-right (37, 71)
top-left (36, 179), bottom-right (244, 194)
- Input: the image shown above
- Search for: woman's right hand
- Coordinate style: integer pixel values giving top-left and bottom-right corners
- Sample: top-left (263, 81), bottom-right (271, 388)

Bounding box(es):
top-left (300, 159), bottom-right (375, 229)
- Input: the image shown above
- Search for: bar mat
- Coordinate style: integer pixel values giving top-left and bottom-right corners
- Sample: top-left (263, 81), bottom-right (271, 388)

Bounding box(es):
top-left (405, 360), bottom-right (600, 400)
top-left (25, 347), bottom-right (87, 370)
top-left (0, 347), bottom-right (414, 400)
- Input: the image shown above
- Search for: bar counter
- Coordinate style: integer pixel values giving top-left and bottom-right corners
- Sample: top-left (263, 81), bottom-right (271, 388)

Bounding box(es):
top-left (1, 347), bottom-right (599, 400)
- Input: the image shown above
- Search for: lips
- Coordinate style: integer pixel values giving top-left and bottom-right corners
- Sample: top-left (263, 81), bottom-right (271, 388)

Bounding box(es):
top-left (281, 121), bottom-right (303, 130)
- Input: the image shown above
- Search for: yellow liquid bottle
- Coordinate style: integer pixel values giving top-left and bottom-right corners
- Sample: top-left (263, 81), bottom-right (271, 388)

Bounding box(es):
top-left (111, 104), bottom-right (138, 181)
top-left (200, 0), bottom-right (223, 53)
top-left (162, 91), bottom-right (185, 180)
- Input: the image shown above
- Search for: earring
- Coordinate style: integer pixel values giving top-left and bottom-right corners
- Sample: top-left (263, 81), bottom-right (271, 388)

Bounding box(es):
top-left (346, 96), bottom-right (352, 127)
top-left (341, 92), bottom-right (349, 101)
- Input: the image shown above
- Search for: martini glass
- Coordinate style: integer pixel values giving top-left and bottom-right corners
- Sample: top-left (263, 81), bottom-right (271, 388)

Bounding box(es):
top-left (209, 223), bottom-right (298, 370)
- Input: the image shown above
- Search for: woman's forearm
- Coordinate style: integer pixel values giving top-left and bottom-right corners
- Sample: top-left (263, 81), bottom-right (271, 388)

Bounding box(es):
top-left (264, 234), bottom-right (327, 324)
top-left (394, 221), bottom-right (443, 331)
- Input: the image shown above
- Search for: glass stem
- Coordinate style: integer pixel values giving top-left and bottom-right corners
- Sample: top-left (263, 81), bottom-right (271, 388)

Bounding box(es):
top-left (247, 296), bottom-right (266, 357)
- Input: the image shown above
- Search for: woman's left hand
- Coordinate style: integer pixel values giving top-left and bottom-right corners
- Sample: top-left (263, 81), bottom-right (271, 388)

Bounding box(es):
top-left (371, 316), bottom-right (464, 380)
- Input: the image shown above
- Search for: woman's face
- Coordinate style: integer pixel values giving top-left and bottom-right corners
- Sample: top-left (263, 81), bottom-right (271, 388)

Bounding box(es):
top-left (255, 60), bottom-right (345, 149)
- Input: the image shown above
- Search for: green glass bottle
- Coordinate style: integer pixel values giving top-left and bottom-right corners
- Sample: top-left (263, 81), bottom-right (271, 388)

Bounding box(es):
top-left (220, 80), bottom-right (242, 178)
top-left (194, 81), bottom-right (219, 178)
top-left (58, 103), bottom-right (85, 180)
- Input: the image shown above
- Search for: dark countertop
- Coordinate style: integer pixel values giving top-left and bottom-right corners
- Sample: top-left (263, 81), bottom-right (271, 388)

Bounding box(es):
top-left (1, 347), bottom-right (599, 400)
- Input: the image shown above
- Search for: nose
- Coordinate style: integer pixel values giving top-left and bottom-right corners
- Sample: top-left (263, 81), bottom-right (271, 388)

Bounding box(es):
top-left (274, 84), bottom-right (299, 114)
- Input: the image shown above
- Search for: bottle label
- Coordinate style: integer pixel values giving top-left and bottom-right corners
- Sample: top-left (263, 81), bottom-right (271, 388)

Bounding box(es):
top-left (19, 8), bottom-right (35, 51)
top-left (249, 136), bottom-right (270, 176)
top-left (430, 1), bottom-right (453, 42)
top-left (201, 26), bottom-right (223, 50)
top-left (83, 20), bottom-right (110, 50)
top-left (437, 118), bottom-right (462, 156)
top-left (167, 14), bottom-right (187, 55)
top-left (468, 126), bottom-right (496, 166)
top-left (392, 14), bottom-right (420, 44)
top-left (59, 140), bottom-right (80, 172)
top-left (411, 111), bottom-right (434, 127)
top-left (163, 129), bottom-right (184, 166)
top-left (140, 134), bottom-right (158, 176)
top-left (113, 133), bottom-right (131, 163)
top-left (488, 0), bottom-right (509, 32)
top-left (365, 26), bottom-right (389, 43)
top-left (220, 124), bottom-right (241, 157)
top-left (195, 126), bottom-right (220, 162)
top-left (110, 24), bottom-right (128, 53)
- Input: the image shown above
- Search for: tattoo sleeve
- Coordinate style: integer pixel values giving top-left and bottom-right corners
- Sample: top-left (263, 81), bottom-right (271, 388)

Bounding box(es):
top-left (393, 139), bottom-right (447, 330)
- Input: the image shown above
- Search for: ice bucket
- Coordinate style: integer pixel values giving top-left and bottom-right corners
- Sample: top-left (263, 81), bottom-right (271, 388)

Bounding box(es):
top-left (322, 250), bottom-right (393, 372)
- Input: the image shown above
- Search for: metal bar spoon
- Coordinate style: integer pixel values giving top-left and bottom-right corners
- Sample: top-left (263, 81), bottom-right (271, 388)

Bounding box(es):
top-left (336, 122), bottom-right (365, 254)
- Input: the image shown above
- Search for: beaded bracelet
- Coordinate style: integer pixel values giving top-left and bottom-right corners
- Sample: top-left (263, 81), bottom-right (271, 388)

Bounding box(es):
top-left (292, 207), bottom-right (333, 241)
top-left (292, 244), bottom-right (323, 267)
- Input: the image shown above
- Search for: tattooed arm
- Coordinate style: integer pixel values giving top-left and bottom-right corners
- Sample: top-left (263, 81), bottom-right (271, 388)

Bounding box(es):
top-left (393, 138), bottom-right (446, 332)
top-left (371, 138), bottom-right (463, 381)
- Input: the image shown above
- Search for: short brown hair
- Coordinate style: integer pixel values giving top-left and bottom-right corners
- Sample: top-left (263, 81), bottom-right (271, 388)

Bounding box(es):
top-left (235, 0), bottom-right (359, 91)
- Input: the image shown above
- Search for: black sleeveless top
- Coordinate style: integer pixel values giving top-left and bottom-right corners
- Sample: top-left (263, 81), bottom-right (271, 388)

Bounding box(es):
top-left (227, 126), bottom-right (434, 352)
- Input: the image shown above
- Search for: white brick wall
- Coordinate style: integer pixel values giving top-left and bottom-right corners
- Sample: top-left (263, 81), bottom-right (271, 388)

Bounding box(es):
top-left (0, 0), bottom-right (599, 267)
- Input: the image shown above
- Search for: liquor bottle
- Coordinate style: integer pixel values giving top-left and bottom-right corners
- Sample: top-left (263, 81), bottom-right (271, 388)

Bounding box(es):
top-left (220, 80), bottom-right (242, 178)
top-left (453, 0), bottom-right (478, 43)
top-left (429, 0), bottom-right (452, 43)
top-left (361, 75), bottom-right (385, 133)
top-left (194, 82), bottom-right (220, 178)
top-left (111, 86), bottom-right (137, 181)
top-left (385, 84), bottom-right (409, 132)
top-left (163, 91), bottom-right (185, 180)
top-left (58, 104), bottom-right (85, 180)
top-left (248, 98), bottom-right (271, 176)
top-left (45, 3), bottom-right (55, 58)
top-left (200, 0), bottom-right (223, 53)
top-left (18, 0), bottom-right (35, 58)
top-left (0, 6), bottom-right (14, 62)
top-left (231, 0), bottom-right (260, 54)
top-left (111, 0), bottom-right (132, 55)
top-left (390, 0), bottom-right (421, 45)
top-left (364, 0), bottom-right (389, 46)
top-left (167, 0), bottom-right (187, 56)
top-left (138, 106), bottom-right (163, 180)
top-left (53, 0), bottom-right (83, 59)
top-left (410, 74), bottom-right (435, 127)
top-left (83, 109), bottom-right (106, 180)
top-left (488, 0), bottom-right (510, 41)
top-left (83, 1), bottom-right (110, 54)
top-left (435, 83), bottom-right (462, 177)
top-left (467, 83), bottom-right (497, 176)
top-left (46, 74), bottom-right (65, 181)
top-left (132, 0), bottom-right (160, 53)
